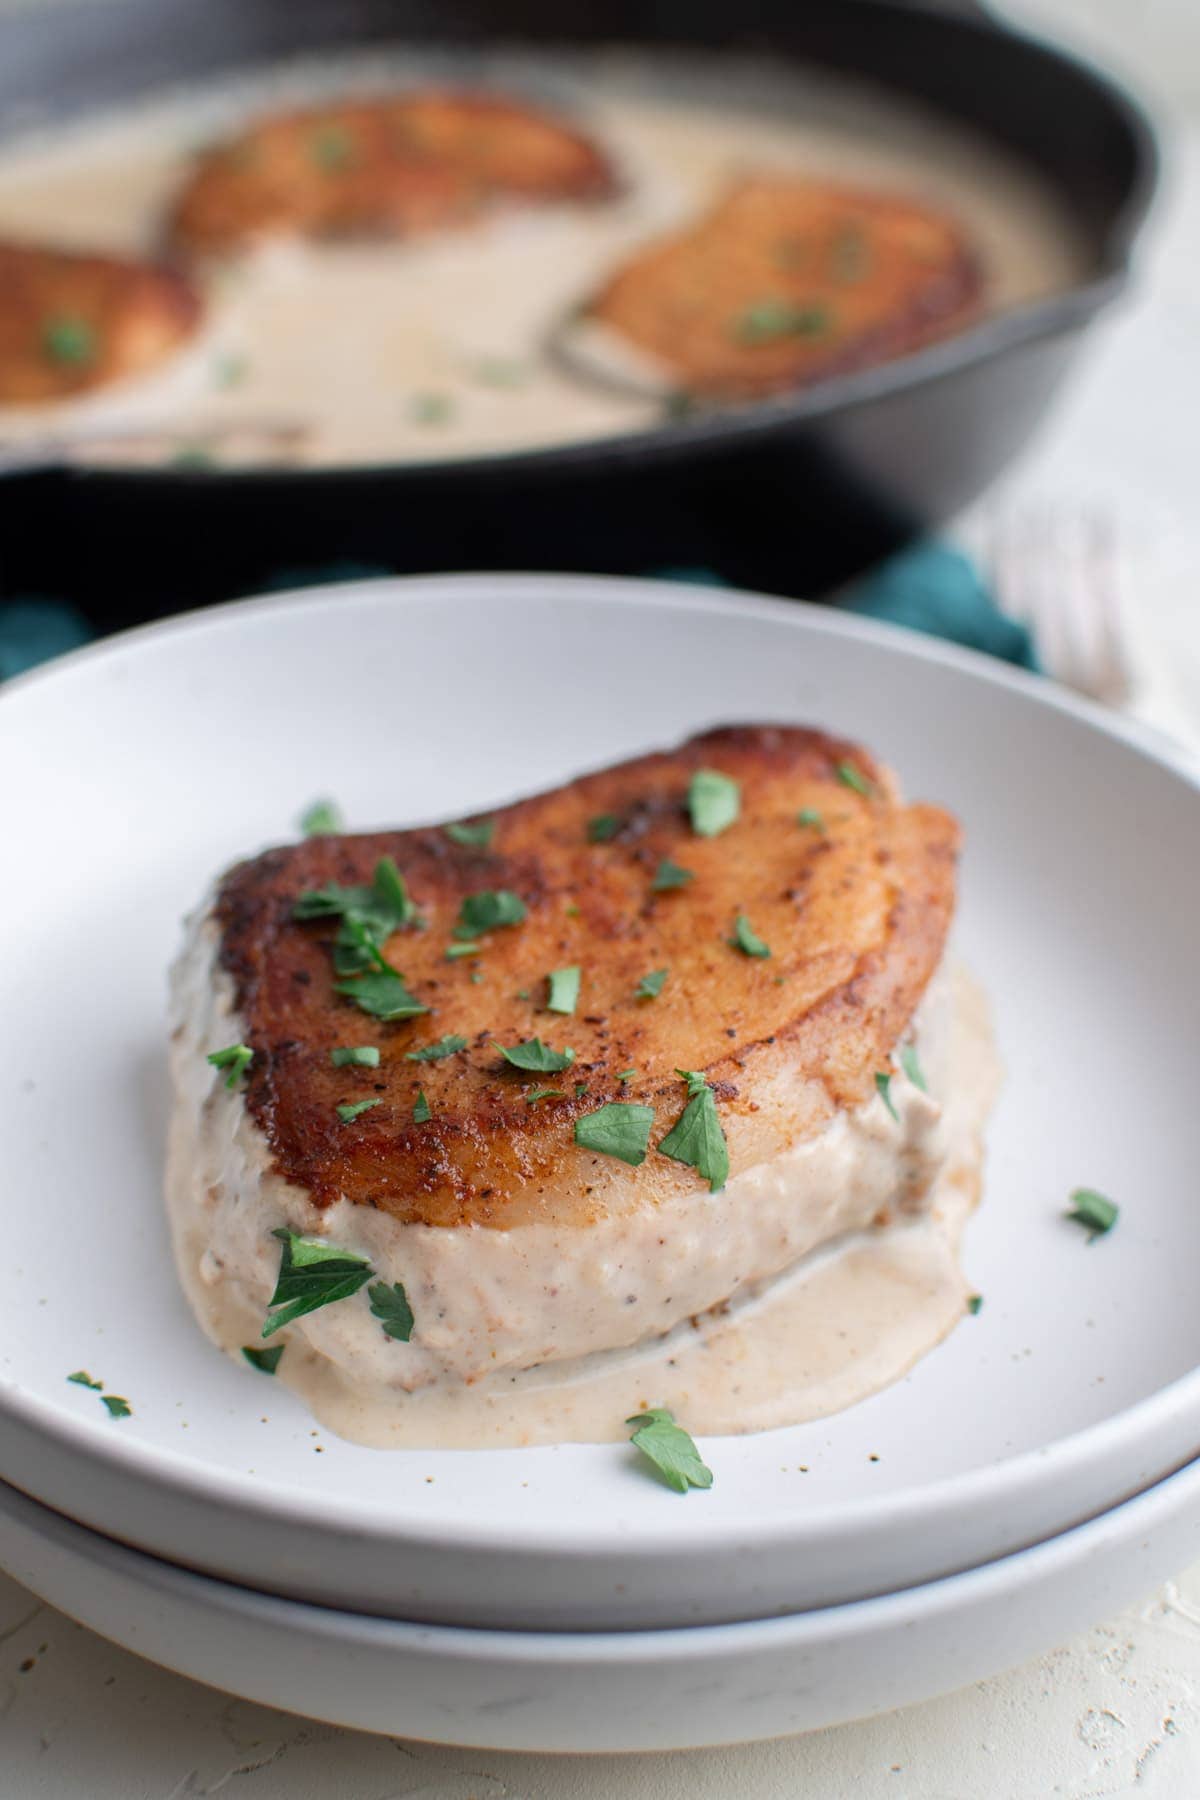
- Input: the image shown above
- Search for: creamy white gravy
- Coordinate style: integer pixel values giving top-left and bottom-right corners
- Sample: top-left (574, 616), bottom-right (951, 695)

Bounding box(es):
top-left (168, 878), bottom-right (999, 1449)
top-left (0, 48), bottom-right (1085, 468)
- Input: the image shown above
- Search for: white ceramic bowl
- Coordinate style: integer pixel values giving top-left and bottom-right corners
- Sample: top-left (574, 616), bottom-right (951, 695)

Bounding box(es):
top-left (4, 1458), bottom-right (1200, 1752)
top-left (2, 574), bottom-right (1200, 1632)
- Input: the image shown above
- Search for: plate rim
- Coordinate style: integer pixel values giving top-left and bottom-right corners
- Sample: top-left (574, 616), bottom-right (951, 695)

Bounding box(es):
top-left (3, 569), bottom-right (1199, 1561)
top-left (6, 1445), bottom-right (1200, 1656)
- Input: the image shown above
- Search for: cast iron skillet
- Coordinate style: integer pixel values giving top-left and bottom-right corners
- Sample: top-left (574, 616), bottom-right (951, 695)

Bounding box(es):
top-left (0, 0), bottom-right (1156, 625)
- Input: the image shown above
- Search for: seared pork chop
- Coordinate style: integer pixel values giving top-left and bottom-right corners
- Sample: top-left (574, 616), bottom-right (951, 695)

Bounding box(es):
top-left (571, 176), bottom-right (981, 401)
top-left (168, 725), bottom-right (969, 1409)
top-left (0, 240), bottom-right (202, 404)
top-left (168, 90), bottom-right (617, 257)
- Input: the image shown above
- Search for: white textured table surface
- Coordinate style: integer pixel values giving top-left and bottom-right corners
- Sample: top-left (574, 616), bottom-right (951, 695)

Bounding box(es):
top-left (5, 9), bottom-right (1200, 1797)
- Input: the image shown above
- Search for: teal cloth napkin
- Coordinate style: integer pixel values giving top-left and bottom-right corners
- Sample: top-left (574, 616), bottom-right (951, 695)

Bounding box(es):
top-left (841, 541), bottom-right (1039, 671)
top-left (0, 599), bottom-right (93, 682)
top-left (0, 543), bottom-right (1037, 680)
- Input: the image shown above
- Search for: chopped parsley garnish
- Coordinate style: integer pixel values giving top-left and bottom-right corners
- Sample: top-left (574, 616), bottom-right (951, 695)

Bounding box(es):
top-left (574, 1080), bottom-right (588, 1096)
top-left (687, 768), bottom-right (740, 838)
top-left (730, 914), bottom-right (771, 958)
top-left (496, 1037), bottom-right (576, 1074)
top-left (830, 223), bottom-right (872, 283)
top-left (330, 1045), bottom-right (380, 1069)
top-left (616, 1067), bottom-right (636, 1083)
top-left (207, 1043), bottom-right (253, 1088)
top-left (626, 1408), bottom-right (713, 1493)
top-left (733, 298), bottom-right (831, 345)
top-left (413, 1090), bottom-right (432, 1123)
top-left (409, 391), bottom-right (454, 425)
top-left (524, 1087), bottom-right (564, 1105)
top-left (309, 124), bottom-right (355, 170)
top-left (575, 1101), bottom-right (655, 1167)
top-left (242, 1345), bottom-right (284, 1375)
top-left (546, 966), bottom-right (581, 1015)
top-left (295, 856), bottom-right (417, 928)
top-left (335, 912), bottom-right (394, 975)
top-left (635, 968), bottom-right (668, 1000)
top-left (373, 855), bottom-right (412, 920)
top-left (875, 1071), bottom-right (899, 1122)
top-left (470, 968), bottom-right (484, 984)
top-left (1066, 1188), bottom-right (1119, 1240)
top-left (835, 760), bottom-right (874, 798)
top-left (300, 798), bottom-right (343, 837)
top-left (405, 1034), bottom-right (468, 1063)
top-left (42, 315), bottom-right (96, 366)
top-left (445, 817), bottom-right (495, 848)
top-left (172, 445), bottom-right (216, 470)
top-left (967, 1294), bottom-right (983, 1316)
top-left (297, 856), bottom-right (421, 979)
top-left (67, 1370), bottom-right (132, 1417)
top-left (651, 858), bottom-right (694, 893)
top-left (658, 1070), bottom-right (729, 1192)
top-left (473, 356), bottom-right (531, 388)
top-left (899, 1043), bottom-right (927, 1092)
top-left (368, 1280), bottom-right (415, 1342)
top-left (335, 968), bottom-right (428, 1020)
top-left (587, 813), bottom-right (620, 843)
top-left (337, 1097), bottom-right (381, 1123)
top-left (446, 941), bottom-right (483, 959)
top-left (797, 807), bottom-right (825, 832)
top-left (214, 350), bottom-right (248, 388)
top-left (456, 889), bottom-right (527, 936)
top-left (263, 1230), bottom-right (373, 1337)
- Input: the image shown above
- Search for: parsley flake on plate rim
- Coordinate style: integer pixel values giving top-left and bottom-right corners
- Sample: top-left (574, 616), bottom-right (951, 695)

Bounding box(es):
top-left (626, 1408), bottom-right (713, 1493)
top-left (1066, 1188), bottom-right (1119, 1240)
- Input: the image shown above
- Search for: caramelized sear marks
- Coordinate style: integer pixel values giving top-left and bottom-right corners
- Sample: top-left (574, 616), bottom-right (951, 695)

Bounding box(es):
top-left (168, 89), bottom-right (617, 257)
top-left (216, 725), bottom-right (959, 1229)
top-left (581, 176), bottom-right (982, 400)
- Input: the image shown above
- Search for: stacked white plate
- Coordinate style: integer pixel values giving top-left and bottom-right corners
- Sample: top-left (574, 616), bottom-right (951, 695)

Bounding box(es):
top-left (3, 575), bottom-right (1200, 1751)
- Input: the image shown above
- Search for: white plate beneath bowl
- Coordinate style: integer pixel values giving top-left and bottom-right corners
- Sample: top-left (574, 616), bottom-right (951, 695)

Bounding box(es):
top-left (4, 1457), bottom-right (1200, 1752)
top-left (2, 573), bottom-right (1200, 1632)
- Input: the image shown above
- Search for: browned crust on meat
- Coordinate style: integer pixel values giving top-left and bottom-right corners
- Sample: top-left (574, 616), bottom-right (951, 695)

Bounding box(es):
top-left (582, 176), bottom-right (983, 400)
top-left (0, 240), bottom-right (202, 404)
top-left (168, 89), bottom-right (617, 257)
top-left (212, 726), bottom-right (959, 1230)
